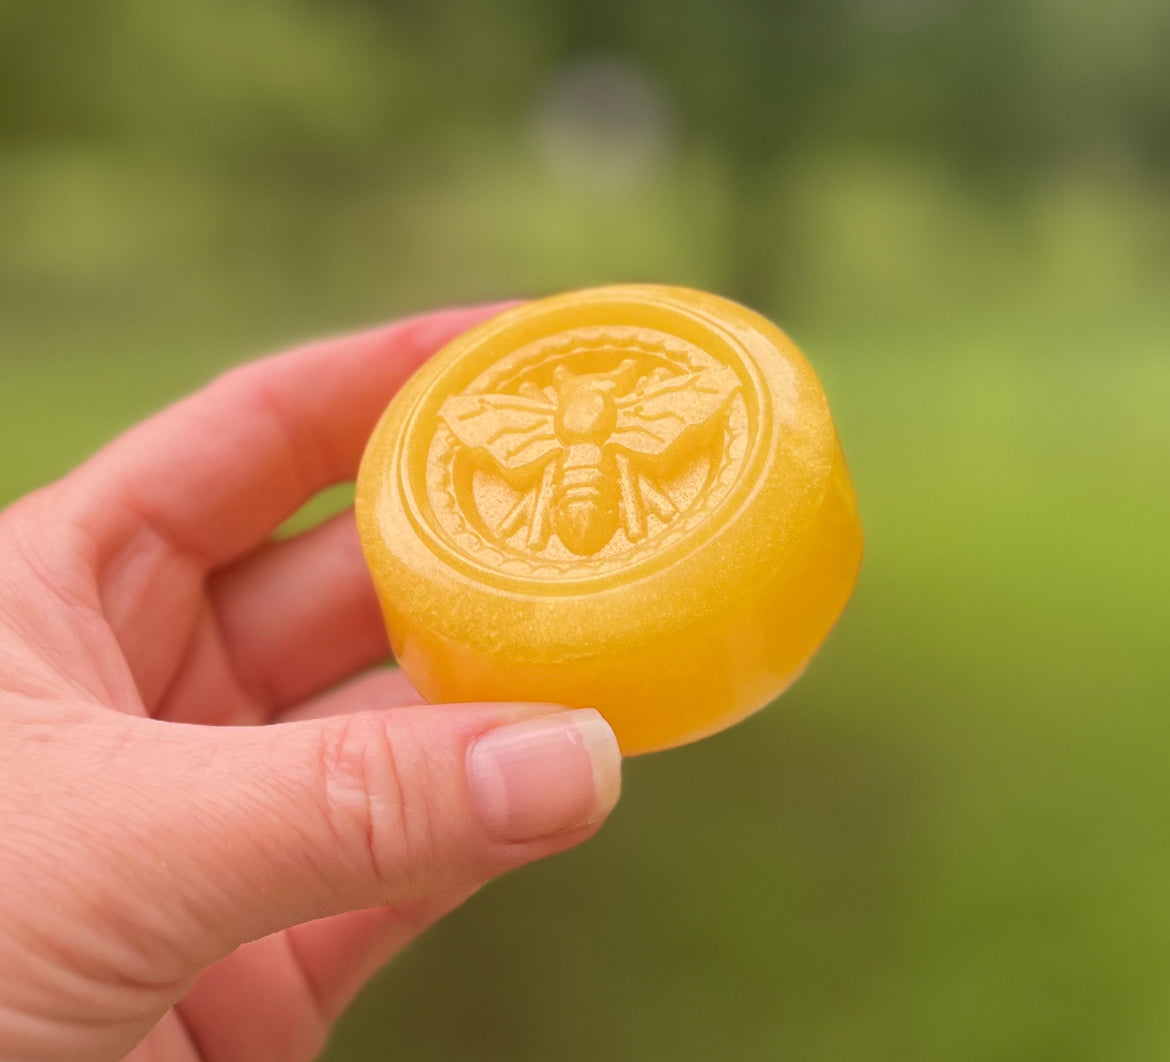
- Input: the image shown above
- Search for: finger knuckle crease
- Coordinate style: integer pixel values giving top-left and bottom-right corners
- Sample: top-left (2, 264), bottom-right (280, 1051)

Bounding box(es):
top-left (315, 716), bottom-right (436, 892)
top-left (226, 368), bottom-right (336, 496)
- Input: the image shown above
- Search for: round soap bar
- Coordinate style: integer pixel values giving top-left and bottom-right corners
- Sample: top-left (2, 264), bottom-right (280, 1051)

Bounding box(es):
top-left (357, 285), bottom-right (862, 754)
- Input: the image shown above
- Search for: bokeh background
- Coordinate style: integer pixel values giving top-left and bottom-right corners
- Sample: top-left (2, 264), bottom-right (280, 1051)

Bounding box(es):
top-left (3, 1), bottom-right (1169, 1059)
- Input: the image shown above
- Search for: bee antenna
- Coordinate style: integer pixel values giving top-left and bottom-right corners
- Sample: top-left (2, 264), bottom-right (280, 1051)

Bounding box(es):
top-left (613, 358), bottom-right (641, 393)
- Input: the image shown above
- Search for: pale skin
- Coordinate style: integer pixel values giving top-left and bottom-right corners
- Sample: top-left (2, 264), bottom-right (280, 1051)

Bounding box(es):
top-left (0, 305), bottom-right (623, 1062)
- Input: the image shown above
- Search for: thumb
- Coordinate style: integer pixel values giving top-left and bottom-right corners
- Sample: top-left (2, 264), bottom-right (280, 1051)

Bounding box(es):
top-left (124, 702), bottom-right (621, 962)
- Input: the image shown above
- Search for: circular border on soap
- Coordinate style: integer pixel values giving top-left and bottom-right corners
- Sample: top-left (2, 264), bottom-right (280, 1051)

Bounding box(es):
top-left (391, 289), bottom-right (776, 594)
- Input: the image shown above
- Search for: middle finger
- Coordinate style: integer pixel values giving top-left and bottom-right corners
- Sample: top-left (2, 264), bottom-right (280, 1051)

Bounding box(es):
top-left (154, 511), bottom-right (391, 724)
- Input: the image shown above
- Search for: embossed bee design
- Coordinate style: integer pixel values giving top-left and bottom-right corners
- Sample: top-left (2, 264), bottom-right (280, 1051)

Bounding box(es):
top-left (438, 359), bottom-right (740, 557)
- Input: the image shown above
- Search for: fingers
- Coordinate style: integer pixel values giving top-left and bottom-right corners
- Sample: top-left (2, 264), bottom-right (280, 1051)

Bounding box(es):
top-left (275, 667), bottom-right (424, 724)
top-left (156, 511), bottom-right (390, 723)
top-left (72, 304), bottom-right (513, 572)
top-left (284, 903), bottom-right (467, 1021)
top-left (174, 930), bottom-right (335, 1062)
top-left (118, 703), bottom-right (621, 968)
top-left (179, 901), bottom-right (471, 1062)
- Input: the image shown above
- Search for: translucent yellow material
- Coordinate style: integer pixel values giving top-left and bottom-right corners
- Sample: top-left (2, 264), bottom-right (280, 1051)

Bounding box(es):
top-left (357, 285), bottom-right (862, 754)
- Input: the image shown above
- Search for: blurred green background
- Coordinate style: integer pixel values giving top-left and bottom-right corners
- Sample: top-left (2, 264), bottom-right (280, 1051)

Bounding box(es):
top-left (3, 1), bottom-right (1169, 1059)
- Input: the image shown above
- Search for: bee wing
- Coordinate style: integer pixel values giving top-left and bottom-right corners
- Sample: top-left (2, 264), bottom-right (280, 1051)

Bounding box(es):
top-left (611, 366), bottom-right (740, 456)
top-left (439, 393), bottom-right (560, 472)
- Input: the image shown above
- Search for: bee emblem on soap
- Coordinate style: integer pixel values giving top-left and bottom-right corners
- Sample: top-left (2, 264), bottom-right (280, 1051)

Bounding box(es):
top-left (439, 359), bottom-right (740, 557)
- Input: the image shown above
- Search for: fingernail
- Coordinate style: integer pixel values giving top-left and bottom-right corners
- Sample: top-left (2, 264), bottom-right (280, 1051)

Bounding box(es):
top-left (468, 709), bottom-right (622, 842)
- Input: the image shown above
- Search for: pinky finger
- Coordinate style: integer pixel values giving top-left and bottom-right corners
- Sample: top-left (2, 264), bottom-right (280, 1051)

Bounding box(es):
top-left (285, 894), bottom-right (477, 1021)
top-left (178, 897), bottom-right (477, 1062)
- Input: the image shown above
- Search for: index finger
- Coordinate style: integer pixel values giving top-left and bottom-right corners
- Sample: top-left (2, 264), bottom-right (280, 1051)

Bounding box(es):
top-left (69, 303), bottom-right (514, 569)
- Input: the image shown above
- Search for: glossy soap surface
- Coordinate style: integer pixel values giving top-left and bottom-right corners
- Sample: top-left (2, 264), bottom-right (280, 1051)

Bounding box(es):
top-left (357, 286), bottom-right (862, 754)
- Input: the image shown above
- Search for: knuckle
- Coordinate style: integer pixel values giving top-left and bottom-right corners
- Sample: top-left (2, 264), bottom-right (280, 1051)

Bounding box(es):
top-left (220, 363), bottom-right (338, 493)
top-left (313, 714), bottom-right (443, 895)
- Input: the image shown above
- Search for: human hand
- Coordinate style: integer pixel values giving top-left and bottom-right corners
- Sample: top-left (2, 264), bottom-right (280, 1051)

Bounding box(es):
top-left (0, 306), bottom-right (622, 1062)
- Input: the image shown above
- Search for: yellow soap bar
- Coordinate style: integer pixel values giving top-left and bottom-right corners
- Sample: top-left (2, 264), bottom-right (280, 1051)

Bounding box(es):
top-left (357, 285), bottom-right (862, 754)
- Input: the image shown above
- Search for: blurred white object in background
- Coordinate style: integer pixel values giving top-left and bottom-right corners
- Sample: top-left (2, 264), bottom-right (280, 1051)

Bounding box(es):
top-left (532, 54), bottom-right (675, 194)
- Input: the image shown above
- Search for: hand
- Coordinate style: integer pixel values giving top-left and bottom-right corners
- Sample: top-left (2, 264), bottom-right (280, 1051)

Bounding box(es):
top-left (0, 307), bottom-right (622, 1062)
